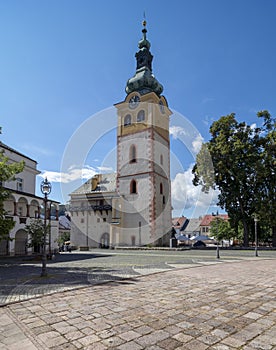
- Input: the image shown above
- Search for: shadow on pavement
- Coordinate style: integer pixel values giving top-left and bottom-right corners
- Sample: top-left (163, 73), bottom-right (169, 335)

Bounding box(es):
top-left (0, 257), bottom-right (139, 306)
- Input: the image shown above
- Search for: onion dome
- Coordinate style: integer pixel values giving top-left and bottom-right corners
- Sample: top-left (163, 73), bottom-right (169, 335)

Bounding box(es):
top-left (125, 20), bottom-right (163, 96)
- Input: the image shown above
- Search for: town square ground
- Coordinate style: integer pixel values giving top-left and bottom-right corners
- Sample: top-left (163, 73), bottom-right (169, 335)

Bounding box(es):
top-left (0, 249), bottom-right (275, 349)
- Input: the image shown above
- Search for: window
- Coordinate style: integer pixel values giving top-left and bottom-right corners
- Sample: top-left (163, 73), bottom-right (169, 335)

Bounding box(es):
top-left (130, 179), bottom-right (137, 194)
top-left (81, 218), bottom-right (84, 223)
top-left (137, 110), bottom-right (145, 122)
top-left (16, 178), bottom-right (23, 191)
top-left (129, 144), bottom-right (136, 163)
top-left (124, 114), bottom-right (131, 126)
top-left (103, 218), bottom-right (106, 222)
top-left (160, 154), bottom-right (163, 165)
top-left (163, 195), bottom-right (165, 204)
top-left (160, 183), bottom-right (163, 194)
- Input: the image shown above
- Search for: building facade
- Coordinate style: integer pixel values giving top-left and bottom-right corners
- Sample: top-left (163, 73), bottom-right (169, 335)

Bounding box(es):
top-left (70, 21), bottom-right (172, 247)
top-left (69, 173), bottom-right (117, 248)
top-left (0, 142), bottom-right (59, 255)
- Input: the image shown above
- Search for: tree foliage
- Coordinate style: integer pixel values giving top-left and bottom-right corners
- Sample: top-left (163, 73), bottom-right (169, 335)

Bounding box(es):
top-left (56, 231), bottom-right (70, 246)
top-left (209, 217), bottom-right (236, 243)
top-left (25, 219), bottom-right (47, 248)
top-left (0, 138), bottom-right (25, 241)
top-left (193, 111), bottom-right (276, 246)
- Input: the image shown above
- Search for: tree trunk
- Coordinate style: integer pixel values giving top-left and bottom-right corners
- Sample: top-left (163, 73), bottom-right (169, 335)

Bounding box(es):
top-left (242, 218), bottom-right (249, 247)
top-left (272, 225), bottom-right (276, 247)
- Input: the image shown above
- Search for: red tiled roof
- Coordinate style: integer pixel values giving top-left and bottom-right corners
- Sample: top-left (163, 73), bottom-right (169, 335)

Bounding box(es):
top-left (200, 214), bottom-right (228, 226)
top-left (172, 216), bottom-right (187, 228)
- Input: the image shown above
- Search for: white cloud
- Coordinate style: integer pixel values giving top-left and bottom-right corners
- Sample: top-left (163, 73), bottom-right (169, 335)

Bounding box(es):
top-left (192, 134), bottom-right (204, 154)
top-left (169, 125), bottom-right (187, 139)
top-left (40, 165), bottom-right (97, 183)
top-left (171, 165), bottom-right (219, 212)
top-left (97, 166), bottom-right (113, 172)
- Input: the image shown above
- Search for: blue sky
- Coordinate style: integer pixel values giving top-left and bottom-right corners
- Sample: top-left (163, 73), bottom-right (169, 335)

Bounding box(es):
top-left (1, 0), bottom-right (276, 218)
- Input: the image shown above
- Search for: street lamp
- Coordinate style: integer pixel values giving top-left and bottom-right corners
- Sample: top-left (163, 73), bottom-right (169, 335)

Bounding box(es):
top-left (40, 177), bottom-right (52, 277)
top-left (254, 214), bottom-right (259, 257)
top-left (212, 213), bottom-right (220, 259)
top-left (216, 217), bottom-right (220, 259)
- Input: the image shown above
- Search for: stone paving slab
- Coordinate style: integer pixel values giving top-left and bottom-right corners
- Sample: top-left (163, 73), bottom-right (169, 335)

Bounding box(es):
top-left (0, 259), bottom-right (276, 349)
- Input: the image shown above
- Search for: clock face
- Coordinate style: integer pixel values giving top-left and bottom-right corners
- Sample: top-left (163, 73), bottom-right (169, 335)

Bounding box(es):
top-left (129, 95), bottom-right (140, 109)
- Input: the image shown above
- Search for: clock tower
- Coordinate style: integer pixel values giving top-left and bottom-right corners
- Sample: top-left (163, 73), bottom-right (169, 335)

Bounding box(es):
top-left (112, 21), bottom-right (172, 246)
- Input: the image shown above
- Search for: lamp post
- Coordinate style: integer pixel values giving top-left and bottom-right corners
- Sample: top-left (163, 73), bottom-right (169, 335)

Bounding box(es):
top-left (212, 213), bottom-right (220, 259)
top-left (40, 177), bottom-right (52, 277)
top-left (216, 217), bottom-right (220, 259)
top-left (254, 214), bottom-right (259, 257)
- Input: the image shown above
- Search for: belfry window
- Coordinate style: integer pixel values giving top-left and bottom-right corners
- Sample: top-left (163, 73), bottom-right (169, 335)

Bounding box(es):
top-left (129, 144), bottom-right (136, 163)
top-left (124, 114), bottom-right (131, 126)
top-left (130, 179), bottom-right (137, 194)
top-left (137, 110), bottom-right (145, 122)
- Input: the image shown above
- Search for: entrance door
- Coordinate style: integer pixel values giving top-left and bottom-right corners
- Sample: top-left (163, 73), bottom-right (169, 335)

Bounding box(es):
top-left (14, 230), bottom-right (27, 255)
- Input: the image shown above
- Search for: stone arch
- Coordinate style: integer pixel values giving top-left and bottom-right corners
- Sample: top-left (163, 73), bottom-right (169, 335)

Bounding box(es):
top-left (3, 194), bottom-right (16, 217)
top-left (14, 229), bottom-right (28, 255)
top-left (17, 197), bottom-right (28, 217)
top-left (30, 199), bottom-right (40, 218)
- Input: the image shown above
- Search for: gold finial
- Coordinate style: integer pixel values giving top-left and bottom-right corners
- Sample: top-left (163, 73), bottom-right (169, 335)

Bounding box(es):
top-left (143, 11), bottom-right (147, 27)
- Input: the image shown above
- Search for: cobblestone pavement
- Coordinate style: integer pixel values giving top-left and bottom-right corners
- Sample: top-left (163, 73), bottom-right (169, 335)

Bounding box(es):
top-left (0, 258), bottom-right (275, 349)
top-left (1, 249), bottom-right (275, 306)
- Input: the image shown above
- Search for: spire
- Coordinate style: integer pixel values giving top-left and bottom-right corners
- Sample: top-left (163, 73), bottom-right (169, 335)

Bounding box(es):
top-left (125, 20), bottom-right (163, 96)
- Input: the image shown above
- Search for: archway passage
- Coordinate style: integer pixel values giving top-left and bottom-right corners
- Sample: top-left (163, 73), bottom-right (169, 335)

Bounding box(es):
top-left (14, 230), bottom-right (28, 255)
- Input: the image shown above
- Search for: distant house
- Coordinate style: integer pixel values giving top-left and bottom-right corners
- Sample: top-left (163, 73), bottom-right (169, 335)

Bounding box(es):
top-left (181, 218), bottom-right (201, 238)
top-left (172, 216), bottom-right (188, 234)
top-left (199, 214), bottom-right (229, 236)
top-left (0, 142), bottom-right (59, 255)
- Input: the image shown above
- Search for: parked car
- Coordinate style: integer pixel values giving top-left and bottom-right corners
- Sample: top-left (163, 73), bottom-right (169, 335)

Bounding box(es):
top-left (193, 240), bottom-right (206, 248)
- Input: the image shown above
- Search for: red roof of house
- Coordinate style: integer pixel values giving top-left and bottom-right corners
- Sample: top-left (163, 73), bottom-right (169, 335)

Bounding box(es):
top-left (200, 214), bottom-right (228, 226)
top-left (172, 216), bottom-right (187, 228)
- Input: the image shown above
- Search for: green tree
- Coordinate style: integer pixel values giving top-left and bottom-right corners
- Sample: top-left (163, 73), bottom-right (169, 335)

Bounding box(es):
top-left (209, 217), bottom-right (236, 244)
top-left (25, 219), bottom-right (47, 250)
top-left (0, 135), bottom-right (25, 241)
top-left (255, 111), bottom-right (276, 246)
top-left (56, 231), bottom-right (70, 247)
top-left (193, 113), bottom-right (260, 246)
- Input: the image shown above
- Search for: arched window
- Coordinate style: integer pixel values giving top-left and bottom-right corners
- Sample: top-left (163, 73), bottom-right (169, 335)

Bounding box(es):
top-left (124, 114), bottom-right (131, 126)
top-left (160, 183), bottom-right (163, 194)
top-left (160, 154), bottom-right (163, 165)
top-left (137, 110), bottom-right (145, 122)
top-left (129, 144), bottom-right (136, 163)
top-left (130, 179), bottom-right (137, 194)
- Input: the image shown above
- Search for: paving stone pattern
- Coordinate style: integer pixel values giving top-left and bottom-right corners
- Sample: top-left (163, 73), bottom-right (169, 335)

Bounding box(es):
top-left (0, 259), bottom-right (275, 349)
